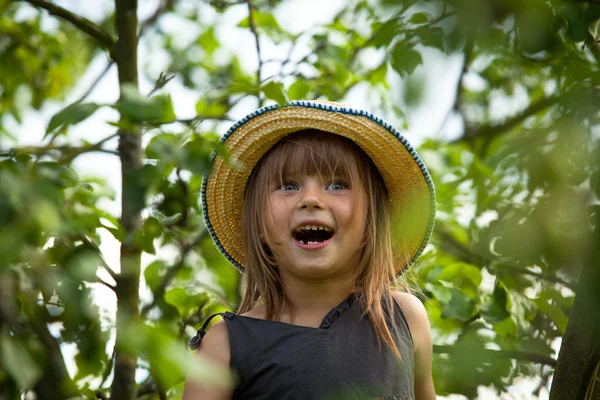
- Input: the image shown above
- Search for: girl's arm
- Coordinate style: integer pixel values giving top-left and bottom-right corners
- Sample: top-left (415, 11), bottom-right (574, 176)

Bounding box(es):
top-left (182, 320), bottom-right (233, 400)
top-left (392, 291), bottom-right (436, 400)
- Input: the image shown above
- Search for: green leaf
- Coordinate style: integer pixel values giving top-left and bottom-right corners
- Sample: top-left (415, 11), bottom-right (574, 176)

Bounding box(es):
top-left (195, 98), bottom-right (228, 119)
top-left (146, 133), bottom-right (183, 163)
top-left (134, 231), bottom-right (156, 255)
top-left (144, 216), bottom-right (163, 239)
top-left (198, 27), bottom-right (219, 55)
top-left (1, 331), bottom-right (42, 390)
top-left (534, 298), bottom-right (568, 334)
top-left (114, 83), bottom-right (176, 124)
top-left (410, 12), bottom-right (431, 24)
top-left (390, 42), bottom-right (422, 76)
top-left (199, 234), bottom-right (238, 300)
top-left (424, 282), bottom-right (452, 304)
top-left (164, 287), bottom-right (206, 317)
top-left (164, 287), bottom-right (189, 316)
top-left (64, 245), bottom-right (103, 282)
top-left (370, 20), bottom-right (401, 47)
top-left (133, 216), bottom-right (163, 255)
top-left (144, 260), bottom-right (166, 292)
top-left (74, 351), bottom-right (103, 380)
top-left (420, 27), bottom-right (445, 51)
top-left (480, 280), bottom-right (511, 324)
top-left (442, 289), bottom-right (477, 322)
top-left (46, 102), bottom-right (101, 137)
top-left (288, 80), bottom-right (311, 100)
top-left (262, 81), bottom-right (288, 105)
top-left (436, 262), bottom-right (482, 287)
top-left (494, 316), bottom-right (518, 338)
top-left (238, 11), bottom-right (288, 43)
top-left (182, 136), bottom-right (214, 175)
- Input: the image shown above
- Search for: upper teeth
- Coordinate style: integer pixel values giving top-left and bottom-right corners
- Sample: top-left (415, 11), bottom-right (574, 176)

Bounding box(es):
top-left (295, 225), bottom-right (332, 232)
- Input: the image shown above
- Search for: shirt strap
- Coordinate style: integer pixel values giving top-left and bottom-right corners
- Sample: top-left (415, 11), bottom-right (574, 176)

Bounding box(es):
top-left (188, 312), bottom-right (228, 351)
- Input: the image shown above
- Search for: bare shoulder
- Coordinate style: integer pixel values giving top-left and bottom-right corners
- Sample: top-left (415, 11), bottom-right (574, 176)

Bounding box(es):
top-left (391, 290), bottom-right (436, 398)
top-left (391, 291), bottom-right (431, 350)
top-left (182, 320), bottom-right (232, 400)
top-left (197, 320), bottom-right (230, 365)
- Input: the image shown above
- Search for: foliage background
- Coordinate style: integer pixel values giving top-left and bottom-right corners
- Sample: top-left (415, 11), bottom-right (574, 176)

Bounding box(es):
top-left (0, 0), bottom-right (599, 399)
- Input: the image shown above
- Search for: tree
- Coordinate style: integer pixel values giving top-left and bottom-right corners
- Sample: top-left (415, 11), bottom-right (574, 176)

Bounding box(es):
top-left (0, 0), bottom-right (598, 399)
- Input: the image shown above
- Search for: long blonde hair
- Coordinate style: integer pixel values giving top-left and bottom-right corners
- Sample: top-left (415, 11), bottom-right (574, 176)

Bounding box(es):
top-left (239, 130), bottom-right (404, 357)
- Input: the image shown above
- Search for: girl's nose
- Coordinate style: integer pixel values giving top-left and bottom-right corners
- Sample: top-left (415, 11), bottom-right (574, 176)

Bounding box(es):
top-left (298, 182), bottom-right (326, 210)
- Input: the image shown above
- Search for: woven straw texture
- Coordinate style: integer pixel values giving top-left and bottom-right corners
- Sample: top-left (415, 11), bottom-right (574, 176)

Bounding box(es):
top-left (202, 100), bottom-right (436, 275)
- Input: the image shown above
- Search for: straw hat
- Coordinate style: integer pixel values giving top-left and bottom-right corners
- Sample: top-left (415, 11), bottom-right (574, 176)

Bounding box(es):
top-left (202, 100), bottom-right (435, 275)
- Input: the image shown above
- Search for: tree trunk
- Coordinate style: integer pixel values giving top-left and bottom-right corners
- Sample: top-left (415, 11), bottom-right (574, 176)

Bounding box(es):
top-left (111, 0), bottom-right (142, 399)
top-left (550, 214), bottom-right (600, 399)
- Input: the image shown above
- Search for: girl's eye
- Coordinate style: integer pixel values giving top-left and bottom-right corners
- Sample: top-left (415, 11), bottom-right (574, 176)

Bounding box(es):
top-left (279, 181), bottom-right (299, 191)
top-left (326, 180), bottom-right (348, 191)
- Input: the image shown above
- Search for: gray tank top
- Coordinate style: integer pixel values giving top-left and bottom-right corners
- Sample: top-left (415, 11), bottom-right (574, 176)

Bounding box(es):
top-left (221, 292), bottom-right (415, 400)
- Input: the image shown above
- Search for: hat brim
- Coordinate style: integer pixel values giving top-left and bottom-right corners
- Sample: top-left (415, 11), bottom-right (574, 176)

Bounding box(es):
top-left (202, 100), bottom-right (436, 275)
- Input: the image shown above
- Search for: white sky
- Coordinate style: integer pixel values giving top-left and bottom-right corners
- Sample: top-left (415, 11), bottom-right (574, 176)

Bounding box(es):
top-left (6, 0), bottom-right (552, 398)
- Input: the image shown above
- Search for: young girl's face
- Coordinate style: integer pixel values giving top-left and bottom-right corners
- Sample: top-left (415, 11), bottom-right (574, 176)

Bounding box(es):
top-left (266, 171), bottom-right (367, 281)
top-left (254, 131), bottom-right (370, 281)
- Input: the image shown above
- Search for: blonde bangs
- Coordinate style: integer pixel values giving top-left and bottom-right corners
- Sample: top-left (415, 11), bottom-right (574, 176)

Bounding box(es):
top-left (261, 130), bottom-right (366, 194)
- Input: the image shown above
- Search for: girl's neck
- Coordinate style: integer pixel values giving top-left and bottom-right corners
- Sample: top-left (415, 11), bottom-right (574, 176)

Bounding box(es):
top-left (278, 274), bottom-right (357, 326)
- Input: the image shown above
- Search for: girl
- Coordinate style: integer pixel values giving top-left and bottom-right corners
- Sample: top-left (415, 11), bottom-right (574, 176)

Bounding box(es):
top-left (183, 100), bottom-right (436, 400)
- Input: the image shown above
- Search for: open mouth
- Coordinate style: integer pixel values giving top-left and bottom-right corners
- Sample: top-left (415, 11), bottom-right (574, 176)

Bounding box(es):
top-left (292, 225), bottom-right (334, 245)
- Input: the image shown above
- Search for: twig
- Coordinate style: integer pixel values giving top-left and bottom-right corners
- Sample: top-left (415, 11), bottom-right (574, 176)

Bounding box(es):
top-left (98, 346), bottom-right (116, 390)
top-left (72, 0), bottom-right (173, 105)
top-left (29, 305), bottom-right (79, 398)
top-left (141, 231), bottom-right (209, 316)
top-left (139, 0), bottom-right (175, 39)
top-left (95, 391), bottom-right (109, 400)
top-left (18, 0), bottom-right (115, 51)
top-left (453, 94), bottom-right (563, 144)
top-left (60, 132), bottom-right (121, 163)
top-left (246, 0), bottom-right (263, 105)
top-left (148, 72), bottom-right (176, 96)
top-left (493, 264), bottom-right (576, 291)
top-left (1, 132), bottom-right (120, 161)
top-left (193, 282), bottom-right (234, 310)
top-left (436, 28), bottom-right (474, 137)
top-left (136, 381), bottom-right (157, 397)
top-left (436, 228), bottom-right (576, 290)
top-left (0, 144), bottom-right (117, 159)
top-left (97, 278), bottom-right (116, 291)
top-left (434, 345), bottom-right (557, 367)
top-left (78, 233), bottom-right (119, 282)
top-left (201, 0), bottom-right (246, 8)
top-left (73, 61), bottom-right (115, 105)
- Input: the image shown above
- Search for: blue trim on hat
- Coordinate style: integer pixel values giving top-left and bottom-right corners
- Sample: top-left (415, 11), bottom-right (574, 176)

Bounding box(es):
top-left (202, 100), bottom-right (436, 274)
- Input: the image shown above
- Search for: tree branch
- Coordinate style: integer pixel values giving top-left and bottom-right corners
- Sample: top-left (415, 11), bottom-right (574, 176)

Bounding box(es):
top-left (493, 263), bottom-right (576, 291)
top-left (141, 231), bottom-right (209, 316)
top-left (453, 94), bottom-right (563, 144)
top-left (550, 213), bottom-right (600, 399)
top-left (436, 228), bottom-right (576, 290)
top-left (73, 61), bottom-right (115, 105)
top-left (434, 345), bottom-right (557, 367)
top-left (0, 144), bottom-right (118, 160)
top-left (436, 27), bottom-right (474, 136)
top-left (139, 0), bottom-right (175, 38)
top-left (18, 0), bottom-right (116, 51)
top-left (136, 380), bottom-right (157, 397)
top-left (111, 0), bottom-right (142, 399)
top-left (29, 306), bottom-right (79, 399)
top-left (72, 0), bottom-right (173, 105)
top-left (246, 0), bottom-right (263, 105)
